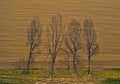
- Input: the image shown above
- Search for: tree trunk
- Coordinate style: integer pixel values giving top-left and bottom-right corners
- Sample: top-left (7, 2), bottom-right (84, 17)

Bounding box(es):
top-left (88, 55), bottom-right (91, 74)
top-left (73, 54), bottom-right (77, 73)
top-left (51, 57), bottom-right (55, 78)
top-left (26, 44), bottom-right (32, 74)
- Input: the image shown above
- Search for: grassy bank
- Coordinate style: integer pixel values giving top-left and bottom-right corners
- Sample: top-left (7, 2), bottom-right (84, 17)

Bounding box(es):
top-left (0, 69), bottom-right (120, 84)
top-left (102, 78), bottom-right (120, 84)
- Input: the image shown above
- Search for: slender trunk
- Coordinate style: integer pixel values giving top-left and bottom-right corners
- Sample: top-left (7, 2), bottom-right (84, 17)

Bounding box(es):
top-left (51, 56), bottom-right (55, 78)
top-left (73, 54), bottom-right (77, 73)
top-left (88, 51), bottom-right (91, 74)
top-left (51, 60), bottom-right (55, 75)
top-left (26, 43), bottom-right (32, 74)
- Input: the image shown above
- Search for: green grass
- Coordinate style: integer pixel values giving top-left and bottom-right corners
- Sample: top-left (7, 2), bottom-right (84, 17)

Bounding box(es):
top-left (93, 69), bottom-right (120, 79)
top-left (0, 70), bottom-right (34, 84)
top-left (91, 69), bottom-right (120, 84)
top-left (0, 81), bottom-right (17, 84)
top-left (0, 69), bottom-right (120, 84)
top-left (102, 78), bottom-right (120, 84)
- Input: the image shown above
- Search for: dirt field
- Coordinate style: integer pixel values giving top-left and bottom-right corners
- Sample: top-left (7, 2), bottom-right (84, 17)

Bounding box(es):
top-left (0, 0), bottom-right (120, 69)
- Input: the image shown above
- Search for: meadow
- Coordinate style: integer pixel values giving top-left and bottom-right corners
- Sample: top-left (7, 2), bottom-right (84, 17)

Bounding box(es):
top-left (0, 69), bottom-right (120, 84)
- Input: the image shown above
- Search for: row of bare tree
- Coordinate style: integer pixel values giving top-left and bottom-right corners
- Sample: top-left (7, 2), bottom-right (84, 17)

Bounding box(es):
top-left (26, 14), bottom-right (99, 76)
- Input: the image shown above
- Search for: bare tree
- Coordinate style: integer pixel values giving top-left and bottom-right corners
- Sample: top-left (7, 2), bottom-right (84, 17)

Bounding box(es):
top-left (64, 19), bottom-right (82, 73)
top-left (26, 17), bottom-right (42, 74)
top-left (46, 14), bottom-right (64, 77)
top-left (83, 18), bottom-right (99, 74)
